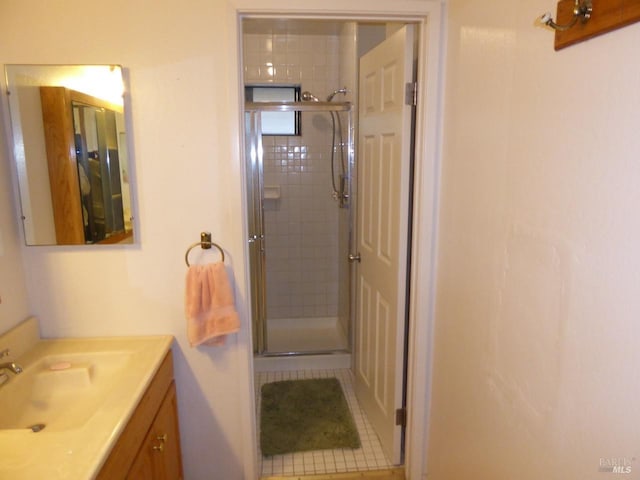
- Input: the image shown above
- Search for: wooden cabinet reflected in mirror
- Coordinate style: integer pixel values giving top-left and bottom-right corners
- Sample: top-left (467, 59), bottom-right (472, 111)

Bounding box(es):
top-left (40, 87), bottom-right (132, 244)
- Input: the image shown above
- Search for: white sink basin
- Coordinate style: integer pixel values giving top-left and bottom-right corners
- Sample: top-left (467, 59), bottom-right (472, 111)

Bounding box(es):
top-left (0, 351), bottom-right (132, 432)
top-left (0, 318), bottom-right (173, 480)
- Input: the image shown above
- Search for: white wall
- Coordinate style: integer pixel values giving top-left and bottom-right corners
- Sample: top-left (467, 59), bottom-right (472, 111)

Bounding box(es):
top-left (0, 101), bottom-right (30, 334)
top-left (12, 74), bottom-right (57, 245)
top-left (1, 1), bottom-right (254, 478)
top-left (428, 1), bottom-right (640, 478)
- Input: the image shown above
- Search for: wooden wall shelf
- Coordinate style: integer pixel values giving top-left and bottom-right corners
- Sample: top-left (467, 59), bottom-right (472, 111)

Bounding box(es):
top-left (554, 0), bottom-right (640, 50)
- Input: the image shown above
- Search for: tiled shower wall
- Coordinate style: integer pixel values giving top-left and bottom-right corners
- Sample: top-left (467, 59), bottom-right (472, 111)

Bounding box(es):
top-left (244, 29), bottom-right (351, 321)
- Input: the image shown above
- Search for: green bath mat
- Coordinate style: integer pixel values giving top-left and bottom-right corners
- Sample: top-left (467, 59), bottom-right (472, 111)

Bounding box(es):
top-left (260, 377), bottom-right (361, 456)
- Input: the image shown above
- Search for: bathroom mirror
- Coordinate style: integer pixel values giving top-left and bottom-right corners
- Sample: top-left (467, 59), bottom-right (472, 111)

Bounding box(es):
top-left (4, 65), bottom-right (134, 245)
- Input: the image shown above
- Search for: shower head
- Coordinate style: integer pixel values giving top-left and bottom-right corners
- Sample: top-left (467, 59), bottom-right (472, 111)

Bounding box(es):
top-left (301, 91), bottom-right (320, 102)
top-left (326, 87), bottom-right (348, 102)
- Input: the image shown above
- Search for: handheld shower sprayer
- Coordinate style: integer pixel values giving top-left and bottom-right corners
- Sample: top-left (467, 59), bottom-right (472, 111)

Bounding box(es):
top-left (327, 87), bottom-right (348, 207)
top-left (302, 88), bottom-right (347, 102)
top-left (326, 87), bottom-right (348, 102)
top-left (299, 87), bottom-right (350, 208)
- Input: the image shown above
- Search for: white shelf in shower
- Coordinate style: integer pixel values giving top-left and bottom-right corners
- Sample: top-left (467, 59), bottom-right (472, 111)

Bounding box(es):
top-left (263, 185), bottom-right (281, 200)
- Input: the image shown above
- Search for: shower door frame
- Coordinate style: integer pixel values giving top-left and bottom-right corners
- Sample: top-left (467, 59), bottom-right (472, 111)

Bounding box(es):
top-left (245, 101), bottom-right (355, 356)
top-left (245, 110), bottom-right (267, 353)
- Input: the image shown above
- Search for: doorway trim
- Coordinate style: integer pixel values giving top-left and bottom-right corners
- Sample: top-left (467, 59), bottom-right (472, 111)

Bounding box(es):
top-left (235, 3), bottom-right (444, 479)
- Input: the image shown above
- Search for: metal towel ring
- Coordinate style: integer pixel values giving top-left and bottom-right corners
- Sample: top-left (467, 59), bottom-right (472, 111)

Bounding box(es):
top-left (185, 232), bottom-right (225, 267)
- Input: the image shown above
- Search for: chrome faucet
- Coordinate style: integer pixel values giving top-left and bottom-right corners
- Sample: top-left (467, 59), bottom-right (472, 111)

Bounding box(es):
top-left (0, 362), bottom-right (23, 374)
top-left (0, 349), bottom-right (22, 386)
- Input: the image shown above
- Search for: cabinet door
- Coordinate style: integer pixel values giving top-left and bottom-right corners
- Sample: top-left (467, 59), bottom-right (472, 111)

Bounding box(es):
top-left (127, 382), bottom-right (183, 480)
top-left (126, 439), bottom-right (155, 479)
top-left (154, 382), bottom-right (183, 479)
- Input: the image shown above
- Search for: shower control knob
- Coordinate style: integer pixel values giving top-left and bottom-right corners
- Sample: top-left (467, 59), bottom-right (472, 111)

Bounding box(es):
top-left (348, 253), bottom-right (361, 263)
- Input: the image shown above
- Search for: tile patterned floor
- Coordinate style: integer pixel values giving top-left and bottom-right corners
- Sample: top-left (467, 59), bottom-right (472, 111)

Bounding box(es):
top-left (256, 368), bottom-right (393, 477)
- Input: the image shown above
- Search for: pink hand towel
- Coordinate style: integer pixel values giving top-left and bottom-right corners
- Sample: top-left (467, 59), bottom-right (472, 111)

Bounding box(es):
top-left (185, 262), bottom-right (240, 347)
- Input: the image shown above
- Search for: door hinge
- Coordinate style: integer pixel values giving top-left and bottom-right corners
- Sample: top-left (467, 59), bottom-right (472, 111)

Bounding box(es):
top-left (404, 82), bottom-right (417, 106)
top-left (395, 407), bottom-right (407, 427)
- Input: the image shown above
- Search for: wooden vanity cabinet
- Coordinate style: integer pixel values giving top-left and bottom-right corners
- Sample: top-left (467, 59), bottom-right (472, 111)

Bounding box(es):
top-left (97, 351), bottom-right (184, 480)
top-left (126, 383), bottom-right (182, 479)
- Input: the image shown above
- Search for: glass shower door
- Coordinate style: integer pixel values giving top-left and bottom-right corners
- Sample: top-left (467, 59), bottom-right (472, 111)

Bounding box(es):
top-left (245, 102), bottom-right (353, 356)
top-left (245, 111), bottom-right (266, 354)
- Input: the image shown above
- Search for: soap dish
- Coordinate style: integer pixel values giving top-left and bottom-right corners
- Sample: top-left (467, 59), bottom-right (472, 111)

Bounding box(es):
top-left (264, 185), bottom-right (281, 200)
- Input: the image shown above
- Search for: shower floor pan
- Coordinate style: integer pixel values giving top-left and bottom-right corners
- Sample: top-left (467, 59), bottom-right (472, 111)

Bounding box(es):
top-left (266, 316), bottom-right (348, 353)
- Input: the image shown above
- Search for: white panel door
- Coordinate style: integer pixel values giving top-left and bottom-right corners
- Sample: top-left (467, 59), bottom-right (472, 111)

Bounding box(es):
top-left (355, 25), bottom-right (414, 465)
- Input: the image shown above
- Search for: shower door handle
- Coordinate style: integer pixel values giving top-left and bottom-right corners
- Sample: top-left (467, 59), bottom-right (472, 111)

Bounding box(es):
top-left (249, 234), bottom-right (265, 253)
top-left (348, 253), bottom-right (361, 263)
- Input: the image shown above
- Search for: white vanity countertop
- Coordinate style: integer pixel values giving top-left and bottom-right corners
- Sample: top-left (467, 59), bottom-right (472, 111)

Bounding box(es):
top-left (0, 317), bottom-right (173, 480)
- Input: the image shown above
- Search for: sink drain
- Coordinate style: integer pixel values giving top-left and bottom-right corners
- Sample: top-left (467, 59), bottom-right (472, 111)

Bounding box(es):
top-left (27, 423), bottom-right (46, 433)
